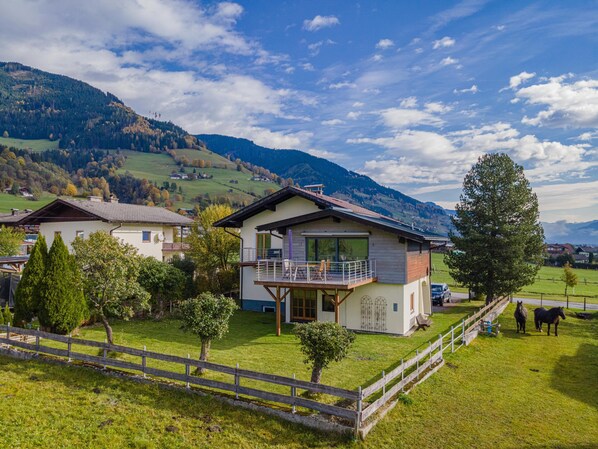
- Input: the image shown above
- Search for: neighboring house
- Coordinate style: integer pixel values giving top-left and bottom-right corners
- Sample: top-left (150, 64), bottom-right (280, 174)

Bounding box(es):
top-left (17, 197), bottom-right (193, 261)
top-left (215, 185), bottom-right (447, 336)
top-left (170, 173), bottom-right (188, 180)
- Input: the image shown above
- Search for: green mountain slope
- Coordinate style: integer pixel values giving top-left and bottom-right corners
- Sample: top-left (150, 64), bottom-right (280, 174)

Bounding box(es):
top-left (198, 134), bottom-right (451, 234)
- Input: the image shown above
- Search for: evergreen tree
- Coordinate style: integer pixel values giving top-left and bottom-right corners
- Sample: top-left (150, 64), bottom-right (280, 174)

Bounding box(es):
top-left (446, 154), bottom-right (544, 304)
top-left (14, 235), bottom-right (48, 326)
top-left (38, 234), bottom-right (87, 334)
top-left (2, 304), bottom-right (12, 325)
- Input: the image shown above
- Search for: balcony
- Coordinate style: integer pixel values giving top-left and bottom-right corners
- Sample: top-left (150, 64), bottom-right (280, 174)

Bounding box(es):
top-left (255, 259), bottom-right (377, 289)
top-left (241, 247), bottom-right (283, 265)
top-left (162, 242), bottom-right (189, 252)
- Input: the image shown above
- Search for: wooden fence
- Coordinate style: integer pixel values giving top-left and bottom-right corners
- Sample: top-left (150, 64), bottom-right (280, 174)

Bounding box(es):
top-left (0, 296), bottom-right (510, 438)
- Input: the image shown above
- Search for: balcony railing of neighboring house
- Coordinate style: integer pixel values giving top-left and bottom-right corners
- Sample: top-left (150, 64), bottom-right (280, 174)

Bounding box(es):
top-left (255, 259), bottom-right (376, 286)
top-left (162, 242), bottom-right (190, 252)
top-left (241, 247), bottom-right (283, 263)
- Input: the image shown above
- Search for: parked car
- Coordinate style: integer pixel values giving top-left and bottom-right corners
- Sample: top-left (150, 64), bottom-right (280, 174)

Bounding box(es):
top-left (431, 283), bottom-right (451, 306)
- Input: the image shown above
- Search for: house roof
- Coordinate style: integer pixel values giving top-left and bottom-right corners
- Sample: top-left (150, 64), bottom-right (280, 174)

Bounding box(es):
top-left (215, 186), bottom-right (448, 243)
top-left (0, 212), bottom-right (33, 224)
top-left (18, 198), bottom-right (194, 226)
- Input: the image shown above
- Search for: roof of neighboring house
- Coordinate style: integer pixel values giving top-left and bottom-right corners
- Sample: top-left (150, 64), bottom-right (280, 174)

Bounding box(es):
top-left (18, 198), bottom-right (194, 226)
top-left (215, 186), bottom-right (448, 243)
top-left (0, 212), bottom-right (33, 224)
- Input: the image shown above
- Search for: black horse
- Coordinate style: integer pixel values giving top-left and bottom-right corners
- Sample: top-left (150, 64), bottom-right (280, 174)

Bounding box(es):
top-left (534, 307), bottom-right (566, 336)
top-left (514, 301), bottom-right (528, 333)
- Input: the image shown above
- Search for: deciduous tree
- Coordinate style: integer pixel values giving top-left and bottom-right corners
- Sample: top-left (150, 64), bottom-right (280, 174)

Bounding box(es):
top-left (446, 154), bottom-right (544, 304)
top-left (138, 257), bottom-right (186, 317)
top-left (179, 293), bottom-right (237, 374)
top-left (561, 262), bottom-right (578, 297)
top-left (72, 231), bottom-right (149, 344)
top-left (294, 322), bottom-right (355, 384)
top-left (0, 225), bottom-right (25, 256)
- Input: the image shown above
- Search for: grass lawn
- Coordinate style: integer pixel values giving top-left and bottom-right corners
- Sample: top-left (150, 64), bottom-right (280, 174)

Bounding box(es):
top-left (65, 305), bottom-right (484, 392)
top-left (432, 253), bottom-right (598, 303)
top-left (0, 192), bottom-right (56, 213)
top-left (0, 136), bottom-right (59, 151)
top-left (2, 306), bottom-right (595, 448)
top-left (118, 150), bottom-right (277, 208)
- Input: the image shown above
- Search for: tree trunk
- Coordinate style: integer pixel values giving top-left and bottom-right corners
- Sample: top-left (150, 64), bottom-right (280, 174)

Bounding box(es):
top-left (100, 314), bottom-right (113, 345)
top-left (310, 365), bottom-right (323, 384)
top-left (197, 339), bottom-right (211, 375)
top-left (485, 294), bottom-right (493, 305)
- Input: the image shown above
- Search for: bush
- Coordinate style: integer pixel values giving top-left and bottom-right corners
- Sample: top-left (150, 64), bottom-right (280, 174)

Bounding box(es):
top-left (2, 304), bottom-right (12, 325)
top-left (294, 322), bottom-right (355, 384)
top-left (14, 235), bottom-right (48, 326)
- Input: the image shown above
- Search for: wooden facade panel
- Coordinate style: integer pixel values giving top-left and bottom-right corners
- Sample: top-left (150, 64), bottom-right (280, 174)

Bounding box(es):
top-left (284, 218), bottom-right (407, 284)
top-left (406, 241), bottom-right (430, 284)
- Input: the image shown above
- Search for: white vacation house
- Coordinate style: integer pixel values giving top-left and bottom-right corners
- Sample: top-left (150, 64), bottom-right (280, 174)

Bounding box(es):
top-left (16, 196), bottom-right (193, 261)
top-left (215, 185), bottom-right (447, 336)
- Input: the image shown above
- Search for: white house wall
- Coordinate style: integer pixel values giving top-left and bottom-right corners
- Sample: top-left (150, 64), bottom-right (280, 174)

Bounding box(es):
top-left (39, 221), bottom-right (178, 260)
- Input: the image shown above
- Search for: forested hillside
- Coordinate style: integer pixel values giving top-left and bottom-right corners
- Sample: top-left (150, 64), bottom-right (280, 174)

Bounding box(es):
top-left (0, 62), bottom-right (196, 151)
top-left (198, 134), bottom-right (452, 233)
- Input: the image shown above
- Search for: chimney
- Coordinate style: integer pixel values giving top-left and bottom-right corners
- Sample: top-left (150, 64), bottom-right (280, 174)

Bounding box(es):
top-left (109, 194), bottom-right (119, 204)
top-left (304, 184), bottom-right (324, 195)
top-left (88, 196), bottom-right (103, 203)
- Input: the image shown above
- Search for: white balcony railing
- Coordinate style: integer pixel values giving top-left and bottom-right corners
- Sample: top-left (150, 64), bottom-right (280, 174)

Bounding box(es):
top-left (256, 259), bottom-right (376, 285)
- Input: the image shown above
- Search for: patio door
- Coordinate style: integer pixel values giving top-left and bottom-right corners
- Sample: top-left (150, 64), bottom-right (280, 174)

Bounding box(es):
top-left (291, 289), bottom-right (317, 321)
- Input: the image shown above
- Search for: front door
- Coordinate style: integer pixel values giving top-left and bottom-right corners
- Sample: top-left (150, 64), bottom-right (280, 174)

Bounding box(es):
top-left (291, 289), bottom-right (317, 321)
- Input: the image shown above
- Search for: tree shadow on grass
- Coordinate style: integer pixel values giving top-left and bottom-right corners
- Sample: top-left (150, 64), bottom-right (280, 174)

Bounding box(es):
top-left (551, 343), bottom-right (598, 410)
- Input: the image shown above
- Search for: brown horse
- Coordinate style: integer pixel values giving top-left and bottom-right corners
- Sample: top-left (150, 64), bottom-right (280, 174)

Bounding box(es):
top-left (534, 307), bottom-right (566, 336)
top-left (514, 301), bottom-right (528, 333)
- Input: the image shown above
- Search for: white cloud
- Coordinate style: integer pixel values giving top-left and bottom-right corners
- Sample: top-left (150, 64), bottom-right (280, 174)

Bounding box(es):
top-left (453, 84), bottom-right (478, 94)
top-left (352, 101), bottom-right (365, 108)
top-left (414, 47), bottom-right (424, 54)
top-left (578, 131), bottom-right (598, 141)
top-left (534, 181), bottom-right (598, 216)
top-left (329, 81), bottom-right (356, 89)
top-left (424, 102), bottom-right (452, 114)
top-left (432, 36), bottom-right (455, 49)
top-left (307, 39), bottom-right (335, 56)
top-left (301, 63), bottom-right (315, 71)
top-left (376, 39), bottom-right (394, 50)
top-left (379, 108), bottom-right (445, 129)
top-left (371, 54), bottom-right (383, 62)
top-left (440, 56), bottom-right (459, 66)
top-left (400, 97), bottom-right (418, 108)
top-left (303, 15), bottom-right (340, 31)
top-left (347, 111), bottom-right (362, 120)
top-left (517, 77), bottom-right (598, 128)
top-left (508, 71), bottom-right (536, 89)
top-left (321, 119), bottom-right (344, 126)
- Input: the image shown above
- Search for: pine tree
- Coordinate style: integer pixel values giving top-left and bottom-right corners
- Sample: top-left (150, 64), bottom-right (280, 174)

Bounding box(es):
top-left (446, 154), bottom-right (545, 304)
top-left (38, 234), bottom-right (88, 334)
top-left (14, 235), bottom-right (48, 326)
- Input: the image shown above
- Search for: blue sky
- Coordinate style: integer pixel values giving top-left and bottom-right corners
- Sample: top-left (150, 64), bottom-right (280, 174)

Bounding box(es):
top-left (0, 0), bottom-right (596, 222)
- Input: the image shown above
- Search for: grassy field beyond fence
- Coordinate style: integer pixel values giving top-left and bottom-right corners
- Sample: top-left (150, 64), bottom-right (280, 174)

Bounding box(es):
top-left (431, 253), bottom-right (598, 304)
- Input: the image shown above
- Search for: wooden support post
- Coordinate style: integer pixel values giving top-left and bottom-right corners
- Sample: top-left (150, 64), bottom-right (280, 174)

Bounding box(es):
top-left (354, 386), bottom-right (362, 438)
top-left (334, 289), bottom-right (340, 325)
top-left (35, 334), bottom-right (40, 355)
top-left (584, 297), bottom-right (587, 311)
top-left (103, 339), bottom-right (107, 369)
top-left (451, 326), bottom-right (455, 353)
top-left (276, 286), bottom-right (281, 336)
top-left (382, 371), bottom-right (386, 398)
top-left (401, 359), bottom-right (405, 391)
top-left (291, 373), bottom-right (297, 414)
top-left (186, 354), bottom-right (191, 389)
top-left (416, 350), bottom-right (420, 379)
top-left (142, 345), bottom-right (147, 378)
top-left (235, 363), bottom-right (240, 400)
top-left (67, 334), bottom-right (72, 362)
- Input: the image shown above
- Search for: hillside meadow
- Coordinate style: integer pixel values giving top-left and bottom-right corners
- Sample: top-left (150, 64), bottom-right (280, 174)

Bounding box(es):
top-left (0, 136), bottom-right (59, 151)
top-left (0, 192), bottom-right (56, 213)
top-left (1, 306), bottom-right (595, 448)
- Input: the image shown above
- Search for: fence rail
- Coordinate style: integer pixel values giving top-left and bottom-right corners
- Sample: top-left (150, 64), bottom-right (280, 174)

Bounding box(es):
top-left (256, 259), bottom-right (376, 285)
top-left (0, 295), bottom-right (510, 438)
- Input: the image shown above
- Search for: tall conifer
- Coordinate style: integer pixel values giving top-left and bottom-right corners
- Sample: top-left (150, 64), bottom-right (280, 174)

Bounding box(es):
top-left (14, 235), bottom-right (48, 326)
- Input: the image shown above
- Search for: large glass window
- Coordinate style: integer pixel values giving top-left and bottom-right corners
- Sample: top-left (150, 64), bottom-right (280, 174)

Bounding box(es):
top-left (291, 289), bottom-right (317, 321)
top-left (256, 233), bottom-right (271, 259)
top-left (306, 237), bottom-right (368, 261)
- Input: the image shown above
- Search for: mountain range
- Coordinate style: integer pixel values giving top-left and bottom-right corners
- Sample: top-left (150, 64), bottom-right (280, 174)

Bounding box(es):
top-left (0, 61), bottom-right (452, 234)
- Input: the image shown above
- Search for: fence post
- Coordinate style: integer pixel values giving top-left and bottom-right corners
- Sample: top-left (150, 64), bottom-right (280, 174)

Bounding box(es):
top-left (35, 332), bottom-right (40, 356)
top-left (438, 334), bottom-right (443, 359)
top-left (462, 319), bottom-right (466, 345)
top-left (6, 323), bottom-right (10, 348)
top-left (416, 350), bottom-right (420, 379)
top-left (584, 297), bottom-right (587, 311)
top-left (566, 295), bottom-right (569, 309)
top-left (68, 334), bottom-right (72, 362)
top-left (354, 386), bottom-right (362, 439)
top-left (103, 339), bottom-right (107, 369)
top-left (401, 359), bottom-right (405, 391)
top-left (291, 373), bottom-right (297, 414)
top-left (235, 363), bottom-right (240, 400)
top-left (381, 371), bottom-right (386, 398)
top-left (540, 293), bottom-right (543, 307)
top-left (186, 354), bottom-right (191, 389)
top-left (451, 326), bottom-right (455, 353)
top-left (429, 341), bottom-right (432, 362)
top-left (142, 345), bottom-right (147, 378)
